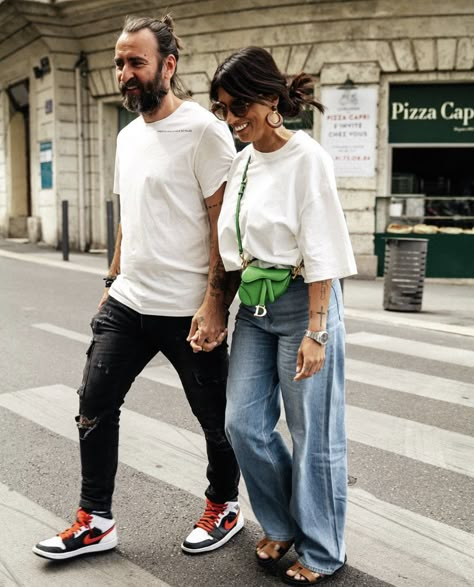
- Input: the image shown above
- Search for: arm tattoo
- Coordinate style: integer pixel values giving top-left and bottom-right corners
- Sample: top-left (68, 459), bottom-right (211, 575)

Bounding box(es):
top-left (317, 306), bottom-right (326, 327)
top-left (209, 258), bottom-right (226, 293)
top-left (320, 281), bottom-right (328, 300)
top-left (206, 201), bottom-right (223, 210)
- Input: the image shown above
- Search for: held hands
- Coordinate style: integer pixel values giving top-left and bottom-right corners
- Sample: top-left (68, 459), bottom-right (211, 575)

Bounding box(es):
top-left (187, 300), bottom-right (227, 353)
top-left (294, 336), bottom-right (325, 381)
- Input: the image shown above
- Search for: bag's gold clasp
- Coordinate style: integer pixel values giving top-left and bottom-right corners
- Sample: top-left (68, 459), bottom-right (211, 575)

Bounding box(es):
top-left (254, 305), bottom-right (267, 317)
top-left (240, 254), bottom-right (250, 270)
top-left (291, 261), bottom-right (304, 280)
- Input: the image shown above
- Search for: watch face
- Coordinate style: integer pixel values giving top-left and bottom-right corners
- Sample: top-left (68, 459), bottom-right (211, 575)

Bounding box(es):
top-left (319, 331), bottom-right (329, 344)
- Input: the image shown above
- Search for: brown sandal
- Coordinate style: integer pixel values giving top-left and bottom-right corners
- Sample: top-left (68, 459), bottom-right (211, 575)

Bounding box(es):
top-left (256, 537), bottom-right (293, 567)
top-left (283, 556), bottom-right (347, 585)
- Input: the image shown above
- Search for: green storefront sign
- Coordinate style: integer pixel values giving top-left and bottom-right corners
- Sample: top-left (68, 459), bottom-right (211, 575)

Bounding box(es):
top-left (389, 84), bottom-right (474, 143)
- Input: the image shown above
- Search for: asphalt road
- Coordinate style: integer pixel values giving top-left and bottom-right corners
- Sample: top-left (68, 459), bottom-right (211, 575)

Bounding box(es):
top-left (0, 255), bottom-right (473, 586)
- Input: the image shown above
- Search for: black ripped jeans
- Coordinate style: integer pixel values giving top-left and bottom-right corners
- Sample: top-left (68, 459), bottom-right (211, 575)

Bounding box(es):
top-left (77, 295), bottom-right (240, 512)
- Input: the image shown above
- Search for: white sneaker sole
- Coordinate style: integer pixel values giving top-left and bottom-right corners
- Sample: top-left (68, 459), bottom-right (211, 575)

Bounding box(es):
top-left (181, 513), bottom-right (244, 554)
top-left (32, 533), bottom-right (118, 560)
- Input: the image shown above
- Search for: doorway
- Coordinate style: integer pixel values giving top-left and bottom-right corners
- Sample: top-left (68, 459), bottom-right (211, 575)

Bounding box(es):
top-left (6, 80), bottom-right (31, 237)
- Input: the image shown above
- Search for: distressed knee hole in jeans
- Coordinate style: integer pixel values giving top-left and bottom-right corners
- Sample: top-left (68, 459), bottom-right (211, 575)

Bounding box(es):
top-left (76, 414), bottom-right (100, 439)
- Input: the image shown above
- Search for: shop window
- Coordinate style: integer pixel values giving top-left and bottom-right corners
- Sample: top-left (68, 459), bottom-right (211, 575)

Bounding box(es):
top-left (391, 147), bottom-right (474, 230)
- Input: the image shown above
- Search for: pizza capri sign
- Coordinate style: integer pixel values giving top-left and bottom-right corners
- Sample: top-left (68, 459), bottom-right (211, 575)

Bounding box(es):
top-left (389, 84), bottom-right (474, 143)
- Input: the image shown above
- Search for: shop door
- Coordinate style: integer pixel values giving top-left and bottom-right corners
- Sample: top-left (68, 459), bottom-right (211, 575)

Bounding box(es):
top-left (6, 80), bottom-right (31, 237)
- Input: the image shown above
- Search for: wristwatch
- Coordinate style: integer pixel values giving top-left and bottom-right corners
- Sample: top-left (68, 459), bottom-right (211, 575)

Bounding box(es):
top-left (304, 329), bottom-right (329, 346)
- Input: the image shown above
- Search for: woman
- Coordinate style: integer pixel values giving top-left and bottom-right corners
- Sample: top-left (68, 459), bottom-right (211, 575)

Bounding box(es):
top-left (210, 48), bottom-right (357, 584)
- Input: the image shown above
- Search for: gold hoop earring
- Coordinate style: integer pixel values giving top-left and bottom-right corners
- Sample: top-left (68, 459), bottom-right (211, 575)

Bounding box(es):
top-left (266, 105), bottom-right (283, 128)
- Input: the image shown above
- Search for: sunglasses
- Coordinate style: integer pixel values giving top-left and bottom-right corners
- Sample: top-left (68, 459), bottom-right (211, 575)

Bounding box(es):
top-left (211, 99), bottom-right (251, 121)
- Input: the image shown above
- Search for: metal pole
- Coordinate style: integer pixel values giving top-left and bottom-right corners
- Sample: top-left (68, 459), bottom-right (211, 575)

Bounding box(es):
top-left (106, 200), bottom-right (115, 267)
top-left (62, 200), bottom-right (69, 261)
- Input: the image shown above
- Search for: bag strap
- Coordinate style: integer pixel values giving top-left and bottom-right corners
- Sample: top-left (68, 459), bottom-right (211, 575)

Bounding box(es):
top-left (235, 155), bottom-right (252, 266)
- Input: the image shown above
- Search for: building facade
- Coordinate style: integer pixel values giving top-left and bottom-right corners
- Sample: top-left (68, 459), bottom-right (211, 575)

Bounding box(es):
top-left (0, 0), bottom-right (473, 277)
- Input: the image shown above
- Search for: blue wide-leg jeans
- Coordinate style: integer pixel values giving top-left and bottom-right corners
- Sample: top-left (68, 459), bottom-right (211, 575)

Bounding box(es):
top-left (225, 278), bottom-right (347, 575)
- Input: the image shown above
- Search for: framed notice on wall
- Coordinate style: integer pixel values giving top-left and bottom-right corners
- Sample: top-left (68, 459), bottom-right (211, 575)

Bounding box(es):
top-left (40, 140), bottom-right (53, 189)
top-left (320, 87), bottom-right (378, 177)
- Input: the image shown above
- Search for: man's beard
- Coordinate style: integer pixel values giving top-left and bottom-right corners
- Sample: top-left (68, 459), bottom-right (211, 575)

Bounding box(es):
top-left (120, 69), bottom-right (169, 114)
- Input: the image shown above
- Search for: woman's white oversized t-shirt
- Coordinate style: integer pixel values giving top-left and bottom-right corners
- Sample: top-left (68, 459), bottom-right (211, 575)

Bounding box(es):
top-left (218, 131), bottom-right (357, 282)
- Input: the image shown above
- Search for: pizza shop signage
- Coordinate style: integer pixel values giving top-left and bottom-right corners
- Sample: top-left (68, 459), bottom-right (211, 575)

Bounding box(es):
top-left (389, 84), bottom-right (474, 143)
top-left (392, 102), bottom-right (473, 126)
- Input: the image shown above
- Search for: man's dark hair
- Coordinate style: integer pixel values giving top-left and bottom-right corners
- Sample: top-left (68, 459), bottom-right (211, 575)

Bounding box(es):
top-left (122, 14), bottom-right (185, 96)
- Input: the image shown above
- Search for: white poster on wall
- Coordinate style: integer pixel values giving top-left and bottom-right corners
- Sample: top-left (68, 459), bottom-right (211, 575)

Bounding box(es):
top-left (320, 86), bottom-right (378, 177)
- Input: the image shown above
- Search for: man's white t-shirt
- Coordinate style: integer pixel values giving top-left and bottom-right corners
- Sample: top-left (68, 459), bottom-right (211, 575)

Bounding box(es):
top-left (111, 101), bottom-right (236, 316)
top-left (218, 131), bottom-right (357, 282)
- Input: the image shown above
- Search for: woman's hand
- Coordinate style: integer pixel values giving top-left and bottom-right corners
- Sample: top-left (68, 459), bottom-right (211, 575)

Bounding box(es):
top-left (294, 336), bottom-right (325, 381)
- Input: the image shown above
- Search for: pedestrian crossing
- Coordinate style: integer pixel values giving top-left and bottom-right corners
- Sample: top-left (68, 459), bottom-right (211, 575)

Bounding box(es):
top-left (1, 383), bottom-right (473, 586)
top-left (2, 322), bottom-right (474, 586)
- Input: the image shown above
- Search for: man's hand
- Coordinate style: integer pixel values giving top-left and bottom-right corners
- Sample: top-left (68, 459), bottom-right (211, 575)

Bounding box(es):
top-left (294, 337), bottom-right (325, 381)
top-left (98, 289), bottom-right (110, 309)
top-left (187, 300), bottom-right (227, 353)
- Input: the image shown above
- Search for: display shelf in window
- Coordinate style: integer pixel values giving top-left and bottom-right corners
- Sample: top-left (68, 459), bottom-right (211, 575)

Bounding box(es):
top-left (375, 195), bottom-right (474, 235)
top-left (374, 195), bottom-right (474, 278)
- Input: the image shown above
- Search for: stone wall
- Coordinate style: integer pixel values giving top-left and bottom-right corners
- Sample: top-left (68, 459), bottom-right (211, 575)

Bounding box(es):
top-left (0, 0), bottom-right (472, 271)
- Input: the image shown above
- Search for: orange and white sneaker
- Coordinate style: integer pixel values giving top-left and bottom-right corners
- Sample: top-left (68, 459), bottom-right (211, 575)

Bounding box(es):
top-left (181, 499), bottom-right (244, 554)
top-left (32, 508), bottom-right (117, 560)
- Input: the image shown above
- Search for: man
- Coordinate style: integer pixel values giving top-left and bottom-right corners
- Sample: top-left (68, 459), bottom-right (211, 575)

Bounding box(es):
top-left (33, 14), bottom-right (242, 560)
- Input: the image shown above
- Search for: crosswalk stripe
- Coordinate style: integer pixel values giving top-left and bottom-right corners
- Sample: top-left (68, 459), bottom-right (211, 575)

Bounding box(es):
top-left (141, 364), bottom-right (183, 388)
top-left (348, 487), bottom-right (474, 586)
top-left (141, 364), bottom-right (182, 387)
top-left (32, 323), bottom-right (474, 408)
top-left (347, 404), bottom-right (474, 478)
top-left (347, 358), bottom-right (474, 408)
top-left (0, 249), bottom-right (104, 275)
top-left (33, 323), bottom-right (90, 344)
top-left (346, 331), bottom-right (474, 368)
top-left (0, 384), bottom-right (473, 587)
top-left (0, 481), bottom-right (170, 586)
top-left (344, 308), bottom-right (474, 338)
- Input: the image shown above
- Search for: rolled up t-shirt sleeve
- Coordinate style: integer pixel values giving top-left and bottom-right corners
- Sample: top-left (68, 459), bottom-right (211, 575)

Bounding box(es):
top-left (296, 152), bottom-right (357, 282)
top-left (194, 120), bottom-right (236, 198)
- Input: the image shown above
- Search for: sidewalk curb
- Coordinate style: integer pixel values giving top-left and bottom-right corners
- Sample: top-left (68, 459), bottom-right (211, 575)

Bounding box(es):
top-left (0, 249), bottom-right (104, 275)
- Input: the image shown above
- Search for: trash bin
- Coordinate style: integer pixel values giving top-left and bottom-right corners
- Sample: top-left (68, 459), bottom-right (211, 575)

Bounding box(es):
top-left (383, 238), bottom-right (429, 312)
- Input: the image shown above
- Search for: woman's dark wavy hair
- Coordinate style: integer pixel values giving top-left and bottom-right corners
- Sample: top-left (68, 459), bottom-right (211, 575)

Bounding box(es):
top-left (210, 47), bottom-right (324, 116)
